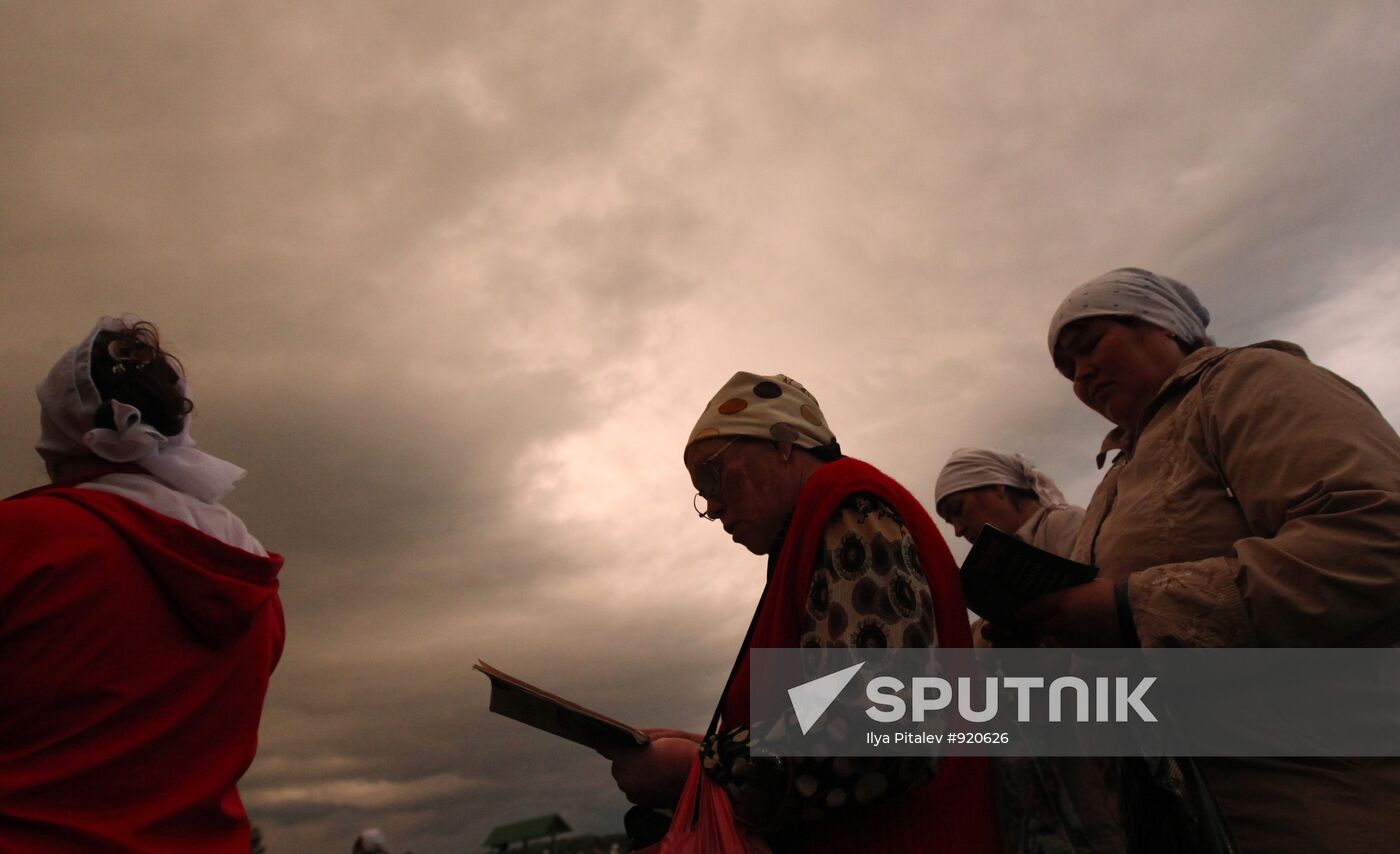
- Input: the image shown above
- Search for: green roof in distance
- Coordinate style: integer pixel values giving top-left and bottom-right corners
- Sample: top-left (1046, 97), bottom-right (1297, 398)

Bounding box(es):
top-left (482, 813), bottom-right (571, 846)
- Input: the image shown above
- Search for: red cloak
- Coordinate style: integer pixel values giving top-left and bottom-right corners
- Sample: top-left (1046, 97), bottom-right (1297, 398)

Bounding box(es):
top-left (722, 457), bottom-right (1000, 854)
top-left (0, 484), bottom-right (284, 852)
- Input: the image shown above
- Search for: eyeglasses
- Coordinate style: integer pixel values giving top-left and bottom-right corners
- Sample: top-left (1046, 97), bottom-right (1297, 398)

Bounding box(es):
top-left (691, 438), bottom-right (738, 520)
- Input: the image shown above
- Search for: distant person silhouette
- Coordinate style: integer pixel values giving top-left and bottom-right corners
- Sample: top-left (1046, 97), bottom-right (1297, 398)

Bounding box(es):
top-left (353, 828), bottom-right (390, 853)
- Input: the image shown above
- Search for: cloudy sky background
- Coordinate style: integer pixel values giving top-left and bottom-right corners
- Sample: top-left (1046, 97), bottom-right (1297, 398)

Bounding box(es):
top-left (5, 2), bottom-right (1400, 851)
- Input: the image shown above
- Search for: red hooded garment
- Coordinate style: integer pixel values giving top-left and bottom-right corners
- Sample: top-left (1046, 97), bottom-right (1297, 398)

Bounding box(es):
top-left (0, 483), bottom-right (284, 853)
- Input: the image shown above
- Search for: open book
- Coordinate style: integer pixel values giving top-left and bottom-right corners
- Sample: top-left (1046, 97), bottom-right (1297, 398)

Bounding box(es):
top-left (473, 660), bottom-right (650, 752)
top-left (958, 525), bottom-right (1098, 625)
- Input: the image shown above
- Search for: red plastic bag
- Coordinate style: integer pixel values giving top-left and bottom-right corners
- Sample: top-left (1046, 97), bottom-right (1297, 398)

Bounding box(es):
top-left (655, 756), bottom-right (772, 854)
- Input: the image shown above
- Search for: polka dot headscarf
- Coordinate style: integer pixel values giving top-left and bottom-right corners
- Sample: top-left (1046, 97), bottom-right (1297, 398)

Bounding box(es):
top-left (1047, 267), bottom-right (1212, 357)
top-left (687, 372), bottom-right (837, 451)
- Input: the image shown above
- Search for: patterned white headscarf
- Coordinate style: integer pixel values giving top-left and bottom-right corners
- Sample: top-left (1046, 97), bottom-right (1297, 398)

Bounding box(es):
top-left (1047, 267), bottom-right (1212, 356)
top-left (934, 447), bottom-right (1068, 510)
top-left (687, 371), bottom-right (837, 451)
top-left (35, 316), bottom-right (246, 503)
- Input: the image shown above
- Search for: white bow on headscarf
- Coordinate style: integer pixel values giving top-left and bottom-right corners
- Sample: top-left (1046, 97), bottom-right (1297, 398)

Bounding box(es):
top-left (35, 316), bottom-right (245, 503)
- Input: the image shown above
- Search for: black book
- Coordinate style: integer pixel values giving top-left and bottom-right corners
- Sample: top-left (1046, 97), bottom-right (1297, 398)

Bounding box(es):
top-left (958, 525), bottom-right (1098, 625)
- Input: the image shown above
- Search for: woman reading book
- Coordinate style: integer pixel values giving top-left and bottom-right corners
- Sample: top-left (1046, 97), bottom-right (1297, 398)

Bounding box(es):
top-left (934, 447), bottom-right (1084, 554)
top-left (934, 449), bottom-right (1129, 854)
top-left (600, 371), bottom-right (1000, 853)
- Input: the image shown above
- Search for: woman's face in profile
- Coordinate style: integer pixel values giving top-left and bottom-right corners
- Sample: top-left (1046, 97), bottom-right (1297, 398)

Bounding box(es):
top-left (938, 486), bottom-right (1021, 545)
top-left (1054, 317), bottom-right (1186, 431)
top-left (685, 438), bottom-right (796, 556)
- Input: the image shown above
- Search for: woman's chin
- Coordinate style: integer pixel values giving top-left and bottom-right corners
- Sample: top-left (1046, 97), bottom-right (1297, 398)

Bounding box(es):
top-left (734, 532), bottom-right (766, 555)
top-left (1099, 400), bottom-right (1133, 430)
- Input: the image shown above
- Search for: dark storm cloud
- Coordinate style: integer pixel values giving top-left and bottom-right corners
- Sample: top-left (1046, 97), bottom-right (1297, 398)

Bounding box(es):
top-left (3, 2), bottom-right (705, 850)
top-left (6, 2), bottom-right (1400, 852)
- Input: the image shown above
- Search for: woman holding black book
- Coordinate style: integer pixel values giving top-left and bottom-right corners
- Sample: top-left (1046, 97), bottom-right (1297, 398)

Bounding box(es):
top-left (1012, 267), bottom-right (1400, 853)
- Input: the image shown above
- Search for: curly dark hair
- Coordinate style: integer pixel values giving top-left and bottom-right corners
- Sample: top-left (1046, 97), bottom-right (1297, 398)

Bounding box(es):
top-left (89, 321), bottom-right (193, 437)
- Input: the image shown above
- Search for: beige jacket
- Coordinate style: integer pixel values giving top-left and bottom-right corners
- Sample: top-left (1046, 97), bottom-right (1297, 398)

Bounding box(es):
top-left (1013, 504), bottom-right (1122, 854)
top-left (1072, 340), bottom-right (1400, 853)
top-left (1016, 504), bottom-right (1085, 559)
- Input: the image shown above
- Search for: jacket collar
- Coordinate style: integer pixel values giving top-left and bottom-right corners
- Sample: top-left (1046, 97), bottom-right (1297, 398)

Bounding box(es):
top-left (1094, 340), bottom-right (1309, 468)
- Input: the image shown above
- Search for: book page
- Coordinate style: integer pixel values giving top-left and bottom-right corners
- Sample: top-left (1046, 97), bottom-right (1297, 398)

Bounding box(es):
top-left (474, 660), bottom-right (650, 752)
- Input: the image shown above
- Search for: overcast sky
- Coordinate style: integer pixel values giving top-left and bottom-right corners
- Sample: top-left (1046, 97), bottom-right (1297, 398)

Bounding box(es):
top-left (5, 2), bottom-right (1400, 852)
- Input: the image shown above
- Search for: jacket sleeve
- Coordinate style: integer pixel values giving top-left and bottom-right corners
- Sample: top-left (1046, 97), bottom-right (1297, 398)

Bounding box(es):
top-left (1128, 349), bottom-right (1400, 647)
top-left (1031, 505), bottom-right (1086, 559)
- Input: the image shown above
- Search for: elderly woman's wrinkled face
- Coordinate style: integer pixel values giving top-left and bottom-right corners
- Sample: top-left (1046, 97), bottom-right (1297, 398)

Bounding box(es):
top-left (685, 437), bottom-right (802, 556)
top-left (1054, 317), bottom-right (1187, 431)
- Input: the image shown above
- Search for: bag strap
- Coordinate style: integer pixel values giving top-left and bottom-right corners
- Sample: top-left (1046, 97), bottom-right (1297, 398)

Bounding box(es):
top-left (673, 583), bottom-right (771, 834)
top-left (706, 580), bottom-right (771, 740)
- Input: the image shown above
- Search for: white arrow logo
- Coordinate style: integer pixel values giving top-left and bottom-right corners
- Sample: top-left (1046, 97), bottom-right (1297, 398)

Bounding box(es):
top-left (788, 662), bottom-right (865, 735)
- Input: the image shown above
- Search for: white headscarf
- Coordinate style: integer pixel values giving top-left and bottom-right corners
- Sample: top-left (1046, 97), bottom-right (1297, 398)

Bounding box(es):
top-left (934, 447), bottom-right (1068, 510)
top-left (1047, 267), bottom-right (1212, 355)
top-left (35, 316), bottom-right (246, 503)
